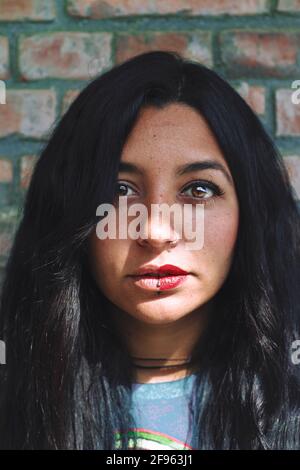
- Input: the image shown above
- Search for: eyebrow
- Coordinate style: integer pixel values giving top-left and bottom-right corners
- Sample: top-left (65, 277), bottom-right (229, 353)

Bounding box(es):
top-left (118, 160), bottom-right (233, 186)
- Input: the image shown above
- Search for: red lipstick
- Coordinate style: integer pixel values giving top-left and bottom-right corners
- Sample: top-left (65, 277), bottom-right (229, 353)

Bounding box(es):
top-left (130, 264), bottom-right (190, 291)
top-left (134, 264), bottom-right (188, 276)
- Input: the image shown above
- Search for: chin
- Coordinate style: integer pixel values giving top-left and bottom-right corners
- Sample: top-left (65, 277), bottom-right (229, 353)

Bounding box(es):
top-left (127, 301), bottom-right (194, 324)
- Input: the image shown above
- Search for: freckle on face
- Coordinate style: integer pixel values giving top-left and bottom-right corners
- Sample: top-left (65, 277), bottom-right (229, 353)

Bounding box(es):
top-left (88, 103), bottom-right (239, 324)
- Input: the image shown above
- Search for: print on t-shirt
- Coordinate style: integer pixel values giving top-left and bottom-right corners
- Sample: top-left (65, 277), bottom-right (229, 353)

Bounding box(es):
top-left (114, 428), bottom-right (195, 450)
top-left (114, 374), bottom-right (198, 450)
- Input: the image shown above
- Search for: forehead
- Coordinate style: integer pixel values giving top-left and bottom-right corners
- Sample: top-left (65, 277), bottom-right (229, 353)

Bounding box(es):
top-left (120, 103), bottom-right (227, 168)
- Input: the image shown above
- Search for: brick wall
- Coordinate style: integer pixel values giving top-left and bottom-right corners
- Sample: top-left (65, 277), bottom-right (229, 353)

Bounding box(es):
top-left (0, 0), bottom-right (300, 278)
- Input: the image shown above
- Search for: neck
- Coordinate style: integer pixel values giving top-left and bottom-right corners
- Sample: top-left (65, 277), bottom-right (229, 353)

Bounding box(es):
top-left (108, 299), bottom-right (214, 384)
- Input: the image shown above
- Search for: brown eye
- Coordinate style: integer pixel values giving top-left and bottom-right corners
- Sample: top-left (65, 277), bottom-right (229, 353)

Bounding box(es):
top-left (190, 184), bottom-right (209, 198)
top-left (181, 180), bottom-right (225, 204)
top-left (116, 183), bottom-right (128, 196)
top-left (114, 182), bottom-right (136, 198)
top-left (183, 182), bottom-right (214, 199)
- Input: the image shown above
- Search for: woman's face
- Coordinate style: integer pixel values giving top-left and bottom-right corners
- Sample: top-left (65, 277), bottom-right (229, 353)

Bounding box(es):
top-left (88, 103), bottom-right (239, 324)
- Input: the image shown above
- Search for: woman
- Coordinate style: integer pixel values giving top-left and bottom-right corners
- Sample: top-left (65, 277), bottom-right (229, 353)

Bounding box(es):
top-left (0, 51), bottom-right (299, 450)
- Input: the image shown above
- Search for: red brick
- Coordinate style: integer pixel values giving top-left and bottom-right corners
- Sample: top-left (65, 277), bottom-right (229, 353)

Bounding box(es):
top-left (276, 88), bottom-right (300, 136)
top-left (20, 155), bottom-right (37, 189)
top-left (221, 32), bottom-right (300, 77)
top-left (0, 89), bottom-right (56, 139)
top-left (115, 32), bottom-right (213, 67)
top-left (19, 32), bottom-right (112, 80)
top-left (0, 158), bottom-right (13, 182)
top-left (283, 155), bottom-right (300, 200)
top-left (277, 0), bottom-right (300, 12)
top-left (0, 0), bottom-right (55, 21)
top-left (0, 37), bottom-right (9, 79)
top-left (235, 82), bottom-right (265, 115)
top-left (67, 0), bottom-right (268, 18)
top-left (62, 90), bottom-right (80, 115)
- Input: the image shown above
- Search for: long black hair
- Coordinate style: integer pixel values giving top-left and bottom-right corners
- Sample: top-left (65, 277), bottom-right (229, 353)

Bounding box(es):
top-left (0, 51), bottom-right (299, 449)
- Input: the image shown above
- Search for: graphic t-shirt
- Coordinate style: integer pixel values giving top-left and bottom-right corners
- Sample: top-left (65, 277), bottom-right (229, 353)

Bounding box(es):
top-left (114, 373), bottom-right (197, 450)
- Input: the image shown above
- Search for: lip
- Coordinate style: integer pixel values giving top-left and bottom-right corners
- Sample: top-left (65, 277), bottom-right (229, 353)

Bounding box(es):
top-left (132, 264), bottom-right (189, 277)
top-left (130, 274), bottom-right (189, 291)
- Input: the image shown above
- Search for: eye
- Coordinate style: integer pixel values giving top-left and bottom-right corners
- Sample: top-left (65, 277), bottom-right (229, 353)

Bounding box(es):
top-left (114, 182), bottom-right (137, 198)
top-left (181, 180), bottom-right (225, 204)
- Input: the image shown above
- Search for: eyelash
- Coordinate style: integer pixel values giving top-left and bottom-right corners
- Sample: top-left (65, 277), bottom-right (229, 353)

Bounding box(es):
top-left (114, 180), bottom-right (225, 205)
top-left (181, 180), bottom-right (225, 205)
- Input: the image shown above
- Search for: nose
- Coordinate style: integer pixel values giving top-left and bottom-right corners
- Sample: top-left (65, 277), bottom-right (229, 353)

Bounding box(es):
top-left (136, 205), bottom-right (180, 250)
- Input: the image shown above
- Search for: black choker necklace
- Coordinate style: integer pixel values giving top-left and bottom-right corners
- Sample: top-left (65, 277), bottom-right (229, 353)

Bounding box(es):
top-left (133, 363), bottom-right (191, 369)
top-left (131, 356), bottom-right (192, 369)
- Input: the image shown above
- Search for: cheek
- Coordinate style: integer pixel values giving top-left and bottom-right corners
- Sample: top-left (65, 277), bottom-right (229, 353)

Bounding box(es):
top-left (88, 239), bottom-right (119, 298)
top-left (207, 212), bottom-right (238, 252)
top-left (200, 209), bottom-right (239, 278)
top-left (88, 236), bottom-right (130, 283)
